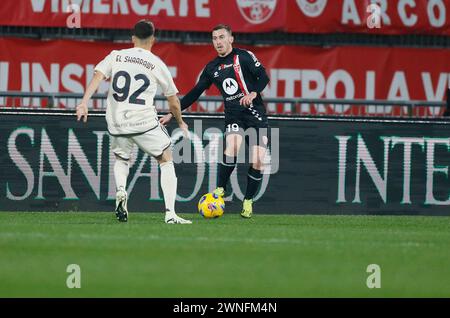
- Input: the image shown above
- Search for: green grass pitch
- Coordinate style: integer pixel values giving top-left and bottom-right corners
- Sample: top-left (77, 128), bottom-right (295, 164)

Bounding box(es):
top-left (0, 212), bottom-right (450, 297)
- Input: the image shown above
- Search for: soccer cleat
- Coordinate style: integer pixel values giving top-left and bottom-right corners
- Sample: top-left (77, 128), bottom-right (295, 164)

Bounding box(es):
top-left (165, 213), bottom-right (193, 224)
top-left (241, 199), bottom-right (253, 218)
top-left (213, 187), bottom-right (225, 198)
top-left (115, 187), bottom-right (128, 222)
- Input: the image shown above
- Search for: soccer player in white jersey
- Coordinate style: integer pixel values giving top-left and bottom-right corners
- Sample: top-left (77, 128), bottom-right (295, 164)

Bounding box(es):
top-left (76, 20), bottom-right (192, 224)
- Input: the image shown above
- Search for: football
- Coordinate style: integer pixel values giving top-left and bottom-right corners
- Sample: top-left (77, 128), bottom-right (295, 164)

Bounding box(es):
top-left (198, 193), bottom-right (225, 218)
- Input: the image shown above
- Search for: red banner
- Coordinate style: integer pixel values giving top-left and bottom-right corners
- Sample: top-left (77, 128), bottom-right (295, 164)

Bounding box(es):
top-left (0, 0), bottom-right (285, 32)
top-left (288, 0), bottom-right (450, 35)
top-left (1, 1), bottom-right (450, 35)
top-left (1, 38), bottom-right (450, 116)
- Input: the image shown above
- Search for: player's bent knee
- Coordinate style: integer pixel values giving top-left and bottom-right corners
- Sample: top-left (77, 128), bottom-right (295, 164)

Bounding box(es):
top-left (224, 148), bottom-right (239, 157)
top-left (226, 134), bottom-right (242, 147)
top-left (251, 146), bottom-right (266, 169)
top-left (225, 137), bottom-right (242, 157)
top-left (156, 148), bottom-right (173, 164)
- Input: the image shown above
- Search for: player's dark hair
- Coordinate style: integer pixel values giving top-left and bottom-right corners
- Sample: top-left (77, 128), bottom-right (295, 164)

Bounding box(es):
top-left (133, 20), bottom-right (155, 40)
top-left (212, 24), bottom-right (232, 35)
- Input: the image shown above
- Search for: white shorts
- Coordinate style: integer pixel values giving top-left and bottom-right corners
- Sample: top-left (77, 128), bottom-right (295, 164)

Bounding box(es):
top-left (111, 124), bottom-right (171, 160)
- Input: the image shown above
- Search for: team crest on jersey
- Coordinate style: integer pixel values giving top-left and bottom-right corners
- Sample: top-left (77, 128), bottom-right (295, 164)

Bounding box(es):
top-left (233, 63), bottom-right (241, 74)
top-left (296, 0), bottom-right (327, 17)
top-left (222, 78), bottom-right (239, 95)
top-left (236, 0), bottom-right (277, 25)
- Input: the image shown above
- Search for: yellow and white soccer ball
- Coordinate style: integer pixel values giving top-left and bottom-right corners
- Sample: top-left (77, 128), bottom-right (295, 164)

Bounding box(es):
top-left (198, 193), bottom-right (225, 219)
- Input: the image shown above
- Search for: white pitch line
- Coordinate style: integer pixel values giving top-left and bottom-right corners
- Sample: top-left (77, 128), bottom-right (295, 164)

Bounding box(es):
top-left (0, 232), bottom-right (439, 249)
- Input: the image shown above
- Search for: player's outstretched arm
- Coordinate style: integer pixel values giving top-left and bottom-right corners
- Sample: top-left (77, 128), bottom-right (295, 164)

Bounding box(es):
top-left (76, 71), bottom-right (106, 123)
top-left (167, 95), bottom-right (189, 138)
top-left (159, 85), bottom-right (205, 125)
top-left (159, 69), bottom-right (211, 125)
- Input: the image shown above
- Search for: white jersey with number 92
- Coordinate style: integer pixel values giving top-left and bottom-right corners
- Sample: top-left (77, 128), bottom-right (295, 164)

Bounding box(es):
top-left (95, 47), bottom-right (178, 135)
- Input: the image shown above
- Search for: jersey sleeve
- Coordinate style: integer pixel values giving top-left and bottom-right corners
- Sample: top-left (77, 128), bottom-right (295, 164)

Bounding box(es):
top-left (156, 62), bottom-right (179, 97)
top-left (241, 50), bottom-right (270, 93)
top-left (94, 51), bottom-right (115, 79)
top-left (180, 67), bottom-right (213, 110)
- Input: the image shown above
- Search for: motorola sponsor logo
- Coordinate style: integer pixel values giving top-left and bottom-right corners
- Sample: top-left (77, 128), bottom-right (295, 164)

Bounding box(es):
top-left (222, 78), bottom-right (239, 95)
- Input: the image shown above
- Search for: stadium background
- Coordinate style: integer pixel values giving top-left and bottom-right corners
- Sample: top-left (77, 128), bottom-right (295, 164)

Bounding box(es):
top-left (1, 0), bottom-right (450, 215)
top-left (1, 0), bottom-right (450, 299)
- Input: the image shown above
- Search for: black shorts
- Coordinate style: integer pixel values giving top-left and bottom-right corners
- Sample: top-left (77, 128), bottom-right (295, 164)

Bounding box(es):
top-left (224, 109), bottom-right (270, 148)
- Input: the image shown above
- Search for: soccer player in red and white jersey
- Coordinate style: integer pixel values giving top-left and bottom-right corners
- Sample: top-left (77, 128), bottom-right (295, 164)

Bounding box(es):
top-left (76, 20), bottom-right (192, 224)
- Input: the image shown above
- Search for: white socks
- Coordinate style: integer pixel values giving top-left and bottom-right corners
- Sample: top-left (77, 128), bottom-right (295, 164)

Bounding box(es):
top-left (115, 158), bottom-right (178, 217)
top-left (160, 161), bottom-right (177, 215)
top-left (114, 158), bottom-right (129, 191)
